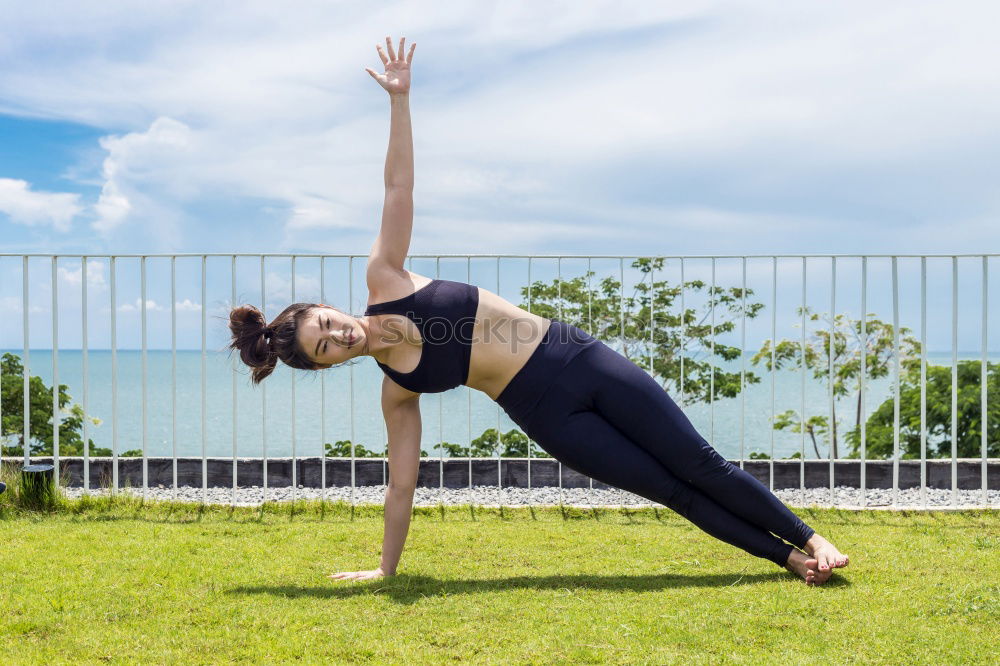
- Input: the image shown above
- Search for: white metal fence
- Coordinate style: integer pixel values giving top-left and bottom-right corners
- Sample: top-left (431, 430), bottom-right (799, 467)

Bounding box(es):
top-left (0, 253), bottom-right (996, 509)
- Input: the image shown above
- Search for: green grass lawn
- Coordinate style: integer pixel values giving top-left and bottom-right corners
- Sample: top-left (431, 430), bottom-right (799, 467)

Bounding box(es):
top-left (1, 493), bottom-right (998, 664)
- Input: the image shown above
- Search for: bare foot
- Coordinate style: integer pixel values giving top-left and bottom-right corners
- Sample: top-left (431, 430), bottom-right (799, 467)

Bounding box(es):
top-left (803, 533), bottom-right (850, 576)
top-left (784, 548), bottom-right (825, 585)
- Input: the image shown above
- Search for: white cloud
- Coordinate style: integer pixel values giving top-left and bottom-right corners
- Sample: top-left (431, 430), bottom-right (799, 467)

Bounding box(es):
top-left (0, 178), bottom-right (82, 232)
top-left (1, 1), bottom-right (999, 253)
top-left (115, 297), bottom-right (202, 312)
top-left (285, 196), bottom-right (362, 232)
top-left (57, 259), bottom-right (108, 292)
top-left (174, 298), bottom-right (202, 312)
top-left (117, 297), bottom-right (165, 313)
top-left (92, 116), bottom-right (194, 233)
top-left (260, 271), bottom-right (322, 307)
top-left (0, 295), bottom-right (46, 314)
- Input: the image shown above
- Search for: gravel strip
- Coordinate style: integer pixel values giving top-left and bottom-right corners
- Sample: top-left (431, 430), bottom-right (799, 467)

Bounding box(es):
top-left (57, 484), bottom-right (1000, 509)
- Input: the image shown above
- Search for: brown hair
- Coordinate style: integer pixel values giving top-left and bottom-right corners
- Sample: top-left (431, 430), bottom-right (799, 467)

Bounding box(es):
top-left (228, 302), bottom-right (323, 384)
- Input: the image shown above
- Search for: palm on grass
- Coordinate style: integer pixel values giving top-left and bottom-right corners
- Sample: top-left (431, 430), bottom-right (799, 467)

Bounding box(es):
top-left (366, 35), bottom-right (415, 95)
top-left (328, 568), bottom-right (386, 582)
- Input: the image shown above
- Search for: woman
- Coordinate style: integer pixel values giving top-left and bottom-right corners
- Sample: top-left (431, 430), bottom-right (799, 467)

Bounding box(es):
top-left (229, 36), bottom-right (849, 586)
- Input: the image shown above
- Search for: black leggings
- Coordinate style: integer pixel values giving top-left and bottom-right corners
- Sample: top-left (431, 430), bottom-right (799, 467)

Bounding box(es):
top-left (496, 320), bottom-right (815, 567)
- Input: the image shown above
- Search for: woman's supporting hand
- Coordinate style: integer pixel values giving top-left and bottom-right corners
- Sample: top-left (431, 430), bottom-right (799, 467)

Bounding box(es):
top-left (328, 566), bottom-right (390, 582)
top-left (366, 35), bottom-right (415, 96)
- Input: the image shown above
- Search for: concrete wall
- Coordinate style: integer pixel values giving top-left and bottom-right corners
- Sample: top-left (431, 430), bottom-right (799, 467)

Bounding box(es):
top-left (3, 457), bottom-right (998, 490)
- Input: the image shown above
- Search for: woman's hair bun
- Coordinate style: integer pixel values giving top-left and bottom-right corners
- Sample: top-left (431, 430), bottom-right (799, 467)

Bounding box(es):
top-left (228, 304), bottom-right (277, 384)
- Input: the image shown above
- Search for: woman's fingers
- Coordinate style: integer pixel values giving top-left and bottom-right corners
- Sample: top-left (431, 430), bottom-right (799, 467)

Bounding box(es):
top-left (375, 36), bottom-right (414, 70)
top-left (331, 570), bottom-right (366, 578)
top-left (329, 569), bottom-right (384, 581)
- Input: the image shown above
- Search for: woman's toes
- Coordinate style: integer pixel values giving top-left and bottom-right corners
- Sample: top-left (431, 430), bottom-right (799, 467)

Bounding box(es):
top-left (817, 554), bottom-right (830, 571)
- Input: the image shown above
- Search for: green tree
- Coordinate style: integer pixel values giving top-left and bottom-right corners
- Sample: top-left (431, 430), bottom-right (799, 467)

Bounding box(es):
top-left (747, 451), bottom-right (802, 460)
top-left (753, 311), bottom-right (922, 458)
top-left (438, 442), bottom-right (468, 457)
top-left (1, 352), bottom-right (108, 457)
top-left (465, 427), bottom-right (551, 458)
top-left (325, 439), bottom-right (432, 457)
top-left (522, 257), bottom-right (764, 407)
top-left (855, 360), bottom-right (1000, 459)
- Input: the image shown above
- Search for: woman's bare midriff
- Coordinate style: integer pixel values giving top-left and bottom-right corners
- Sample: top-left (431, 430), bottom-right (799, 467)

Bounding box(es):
top-left (465, 286), bottom-right (551, 401)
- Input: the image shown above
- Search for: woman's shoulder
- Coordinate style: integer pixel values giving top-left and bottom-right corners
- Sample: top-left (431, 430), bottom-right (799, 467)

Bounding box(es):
top-left (365, 264), bottom-right (435, 306)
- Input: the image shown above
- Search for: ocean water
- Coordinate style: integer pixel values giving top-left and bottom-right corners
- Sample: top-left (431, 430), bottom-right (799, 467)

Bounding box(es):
top-left (1, 348), bottom-right (994, 460)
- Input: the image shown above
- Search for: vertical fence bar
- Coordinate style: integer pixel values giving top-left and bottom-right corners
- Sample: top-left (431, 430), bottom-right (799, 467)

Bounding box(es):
top-left (860, 256), bottom-right (867, 508)
top-left (172, 257), bottom-right (178, 500)
top-left (22, 256), bottom-right (30, 466)
top-left (619, 257), bottom-right (625, 352)
top-left (740, 256), bottom-right (746, 470)
top-left (141, 256), bottom-right (148, 498)
top-left (232, 255), bottom-right (238, 505)
top-left (291, 256), bottom-right (298, 503)
top-left (800, 256), bottom-right (806, 506)
top-left (111, 256), bottom-right (118, 493)
top-left (348, 256), bottom-right (355, 507)
top-left (467, 257), bottom-right (473, 502)
top-left (528, 257), bottom-right (536, 488)
top-left (920, 256), bottom-right (928, 507)
top-left (557, 257), bottom-right (563, 505)
top-left (51, 257), bottom-right (60, 484)
top-left (587, 257), bottom-right (594, 506)
top-left (620, 257), bottom-right (626, 510)
top-left (497, 257), bottom-right (502, 507)
top-left (201, 254), bottom-right (207, 504)
top-left (261, 256), bottom-right (268, 503)
top-left (892, 256), bottom-right (900, 506)
top-left (829, 257), bottom-right (836, 506)
top-left (649, 257), bottom-right (655, 376)
top-left (437, 256), bottom-right (443, 506)
top-left (680, 258), bottom-right (686, 407)
top-left (0, 266), bottom-right (2, 455)
top-left (320, 257), bottom-right (327, 503)
top-left (951, 256), bottom-right (958, 507)
top-left (82, 257), bottom-right (90, 492)
top-left (770, 256), bottom-right (776, 491)
top-left (982, 256), bottom-right (989, 506)
top-left (710, 257), bottom-right (715, 448)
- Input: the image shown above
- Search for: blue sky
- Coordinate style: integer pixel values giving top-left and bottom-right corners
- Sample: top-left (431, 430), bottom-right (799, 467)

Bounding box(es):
top-left (1, 1), bottom-right (999, 350)
top-left (2, 0), bottom-right (999, 257)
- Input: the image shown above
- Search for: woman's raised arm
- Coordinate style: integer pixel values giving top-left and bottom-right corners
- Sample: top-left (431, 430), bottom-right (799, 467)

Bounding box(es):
top-left (366, 36), bottom-right (416, 280)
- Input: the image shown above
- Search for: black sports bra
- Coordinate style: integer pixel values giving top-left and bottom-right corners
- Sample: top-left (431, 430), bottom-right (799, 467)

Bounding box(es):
top-left (363, 279), bottom-right (480, 393)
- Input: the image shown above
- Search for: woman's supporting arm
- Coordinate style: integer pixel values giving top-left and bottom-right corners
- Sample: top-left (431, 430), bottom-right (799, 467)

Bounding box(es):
top-left (378, 381), bottom-right (422, 575)
top-left (329, 378), bottom-right (421, 582)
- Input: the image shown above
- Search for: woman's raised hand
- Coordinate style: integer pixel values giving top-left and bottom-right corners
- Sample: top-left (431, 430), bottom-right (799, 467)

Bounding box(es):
top-left (365, 35), bottom-right (415, 96)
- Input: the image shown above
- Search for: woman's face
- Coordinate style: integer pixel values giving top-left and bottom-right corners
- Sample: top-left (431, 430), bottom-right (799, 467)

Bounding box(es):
top-left (298, 305), bottom-right (364, 367)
